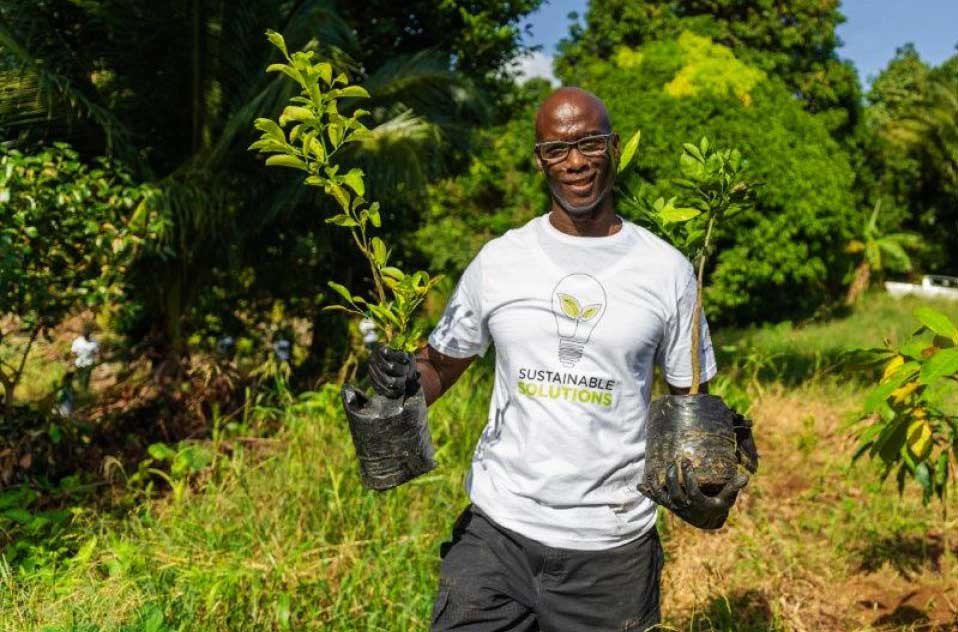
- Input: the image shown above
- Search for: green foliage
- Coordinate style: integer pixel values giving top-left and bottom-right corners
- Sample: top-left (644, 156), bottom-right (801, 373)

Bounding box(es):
top-left (627, 137), bottom-right (755, 390)
top-left (0, 483), bottom-right (80, 571)
top-left (0, 0), bottom-right (500, 376)
top-left (842, 201), bottom-right (923, 305)
top-left (854, 306), bottom-right (958, 506)
top-left (414, 80), bottom-right (552, 276)
top-left (845, 202), bottom-right (922, 276)
top-left (867, 51), bottom-right (958, 274)
top-left (0, 143), bottom-right (156, 410)
top-left (336, 0), bottom-right (543, 97)
top-left (2, 295), bottom-right (956, 628)
top-left (574, 34), bottom-right (859, 324)
top-left (557, 0), bottom-right (861, 136)
top-left (250, 32), bottom-right (440, 352)
top-left (661, 32), bottom-right (766, 107)
top-left (627, 137), bottom-right (754, 260)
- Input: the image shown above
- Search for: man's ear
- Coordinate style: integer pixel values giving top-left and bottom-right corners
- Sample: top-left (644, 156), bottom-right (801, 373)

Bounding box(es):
top-left (534, 151), bottom-right (545, 173)
top-left (611, 132), bottom-right (620, 160)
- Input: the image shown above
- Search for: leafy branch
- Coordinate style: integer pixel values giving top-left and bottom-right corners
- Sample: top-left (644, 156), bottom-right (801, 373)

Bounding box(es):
top-left (853, 306), bottom-right (958, 509)
top-left (249, 31), bottom-right (440, 353)
top-left (625, 138), bottom-right (756, 393)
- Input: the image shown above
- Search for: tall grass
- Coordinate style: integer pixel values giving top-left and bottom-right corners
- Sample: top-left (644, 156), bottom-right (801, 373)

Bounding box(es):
top-left (2, 293), bottom-right (956, 630)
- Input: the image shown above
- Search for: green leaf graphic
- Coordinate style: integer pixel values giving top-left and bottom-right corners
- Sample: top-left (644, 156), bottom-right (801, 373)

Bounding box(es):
top-left (558, 293), bottom-right (580, 319)
top-left (580, 303), bottom-right (601, 321)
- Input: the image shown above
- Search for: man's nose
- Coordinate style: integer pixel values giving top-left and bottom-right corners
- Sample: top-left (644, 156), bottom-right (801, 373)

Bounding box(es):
top-left (564, 145), bottom-right (589, 171)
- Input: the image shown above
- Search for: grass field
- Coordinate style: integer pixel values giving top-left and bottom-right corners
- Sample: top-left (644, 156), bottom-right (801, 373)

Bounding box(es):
top-left (1, 292), bottom-right (956, 631)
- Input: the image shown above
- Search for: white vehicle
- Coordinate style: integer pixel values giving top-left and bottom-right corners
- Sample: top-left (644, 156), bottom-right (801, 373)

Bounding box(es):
top-left (885, 275), bottom-right (958, 301)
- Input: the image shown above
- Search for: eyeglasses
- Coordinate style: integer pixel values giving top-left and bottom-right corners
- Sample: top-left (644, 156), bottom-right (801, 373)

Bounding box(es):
top-left (535, 133), bottom-right (614, 165)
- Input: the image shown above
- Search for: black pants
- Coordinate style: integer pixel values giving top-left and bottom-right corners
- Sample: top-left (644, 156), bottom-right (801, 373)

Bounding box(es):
top-left (431, 504), bottom-right (663, 631)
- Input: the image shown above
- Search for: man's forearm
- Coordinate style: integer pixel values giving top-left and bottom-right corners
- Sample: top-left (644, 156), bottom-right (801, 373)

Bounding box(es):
top-left (416, 353), bottom-right (445, 406)
top-left (415, 345), bottom-right (475, 406)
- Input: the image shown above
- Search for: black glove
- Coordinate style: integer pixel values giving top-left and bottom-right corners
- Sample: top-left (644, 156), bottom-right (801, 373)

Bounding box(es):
top-left (640, 459), bottom-right (748, 530)
top-left (368, 344), bottom-right (420, 399)
top-left (733, 411), bottom-right (759, 474)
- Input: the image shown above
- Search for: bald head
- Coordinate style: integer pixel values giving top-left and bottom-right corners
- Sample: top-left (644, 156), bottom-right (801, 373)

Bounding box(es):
top-left (535, 87), bottom-right (612, 142)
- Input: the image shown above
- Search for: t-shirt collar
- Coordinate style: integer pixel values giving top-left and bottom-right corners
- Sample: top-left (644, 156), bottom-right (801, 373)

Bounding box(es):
top-left (538, 212), bottom-right (631, 248)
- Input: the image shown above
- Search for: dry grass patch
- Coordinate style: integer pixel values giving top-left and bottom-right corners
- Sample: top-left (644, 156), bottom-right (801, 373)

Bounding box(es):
top-left (660, 385), bottom-right (958, 631)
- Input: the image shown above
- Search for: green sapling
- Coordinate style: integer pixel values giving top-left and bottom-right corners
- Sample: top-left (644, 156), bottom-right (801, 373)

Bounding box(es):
top-left (249, 30), bottom-right (440, 354)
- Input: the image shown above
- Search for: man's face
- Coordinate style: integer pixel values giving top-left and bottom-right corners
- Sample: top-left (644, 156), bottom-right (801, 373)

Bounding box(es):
top-left (535, 96), bottom-right (618, 218)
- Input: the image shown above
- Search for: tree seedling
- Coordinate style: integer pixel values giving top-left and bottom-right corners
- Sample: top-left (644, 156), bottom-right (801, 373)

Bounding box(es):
top-left (249, 30), bottom-right (440, 354)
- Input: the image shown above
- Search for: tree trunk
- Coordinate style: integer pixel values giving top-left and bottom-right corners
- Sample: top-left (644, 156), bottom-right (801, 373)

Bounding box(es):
top-left (845, 261), bottom-right (871, 305)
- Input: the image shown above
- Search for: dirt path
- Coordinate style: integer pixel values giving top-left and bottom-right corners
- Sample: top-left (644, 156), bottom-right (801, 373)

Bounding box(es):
top-left (660, 387), bottom-right (958, 631)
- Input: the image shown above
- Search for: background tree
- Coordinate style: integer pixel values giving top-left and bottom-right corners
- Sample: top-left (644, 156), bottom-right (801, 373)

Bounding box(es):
top-left (432, 33), bottom-right (859, 325)
top-left (556, 0), bottom-right (862, 137)
top-left (865, 48), bottom-right (958, 275)
top-left (844, 201), bottom-right (922, 305)
top-left (0, 144), bottom-right (155, 415)
top-left (334, 0), bottom-right (542, 103)
top-left (0, 0), bottom-right (540, 379)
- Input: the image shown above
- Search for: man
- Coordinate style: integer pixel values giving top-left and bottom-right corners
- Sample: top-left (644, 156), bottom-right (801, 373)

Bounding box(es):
top-left (368, 87), bottom-right (748, 631)
top-left (70, 322), bottom-right (100, 391)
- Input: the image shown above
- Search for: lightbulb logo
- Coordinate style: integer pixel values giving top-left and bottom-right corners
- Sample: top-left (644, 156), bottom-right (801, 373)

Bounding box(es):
top-left (551, 274), bottom-right (607, 367)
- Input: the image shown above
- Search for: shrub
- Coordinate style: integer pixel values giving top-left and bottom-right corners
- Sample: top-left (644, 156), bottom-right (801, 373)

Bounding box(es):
top-left (583, 33), bottom-right (859, 324)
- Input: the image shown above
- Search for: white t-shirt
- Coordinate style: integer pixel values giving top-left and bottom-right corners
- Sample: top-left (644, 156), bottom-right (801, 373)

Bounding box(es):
top-left (428, 213), bottom-right (717, 550)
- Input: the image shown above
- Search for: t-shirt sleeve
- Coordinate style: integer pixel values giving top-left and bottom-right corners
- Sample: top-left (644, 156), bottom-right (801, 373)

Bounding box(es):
top-left (428, 253), bottom-right (490, 358)
top-left (656, 269), bottom-right (718, 388)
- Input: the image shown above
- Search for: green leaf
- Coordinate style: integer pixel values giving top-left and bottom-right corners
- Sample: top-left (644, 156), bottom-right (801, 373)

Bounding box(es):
top-left (265, 155), bottom-right (306, 171)
top-left (371, 237), bottom-right (387, 265)
top-left (254, 118), bottom-right (285, 143)
top-left (914, 307), bottom-right (958, 343)
top-left (325, 214), bottom-right (358, 227)
top-left (919, 348), bottom-right (958, 384)
top-left (558, 293), bottom-right (580, 319)
top-left (381, 266), bottom-right (404, 280)
top-left (307, 137), bottom-right (326, 162)
top-left (339, 85), bottom-right (370, 99)
top-left (322, 304), bottom-right (364, 315)
top-left (315, 63), bottom-right (333, 85)
top-left (864, 361), bottom-right (919, 412)
top-left (328, 123), bottom-right (342, 147)
top-left (265, 30), bottom-right (289, 58)
top-left (580, 304), bottom-right (601, 321)
top-left (147, 443), bottom-right (176, 461)
top-left (279, 106), bottom-right (313, 127)
top-left (906, 418), bottom-right (932, 461)
top-left (934, 451), bottom-right (949, 487)
top-left (679, 153), bottom-right (707, 180)
top-left (327, 281), bottom-right (355, 304)
top-left (3, 508), bottom-right (33, 524)
top-left (326, 183), bottom-right (350, 211)
top-left (682, 142), bottom-right (705, 163)
top-left (875, 418), bottom-right (909, 464)
top-left (617, 130), bottom-right (641, 174)
top-left (368, 202), bottom-right (381, 228)
top-left (247, 138), bottom-right (286, 154)
top-left (660, 207), bottom-right (702, 224)
top-left (343, 169), bottom-right (365, 197)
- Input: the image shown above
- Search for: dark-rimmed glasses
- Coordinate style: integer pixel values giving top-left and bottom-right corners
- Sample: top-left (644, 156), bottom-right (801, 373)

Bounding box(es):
top-left (535, 133), bottom-right (614, 165)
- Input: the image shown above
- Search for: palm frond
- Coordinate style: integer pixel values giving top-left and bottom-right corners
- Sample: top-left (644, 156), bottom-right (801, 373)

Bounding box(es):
top-left (0, 12), bottom-right (137, 162)
top-left (361, 50), bottom-right (491, 131)
top-left (349, 109), bottom-right (443, 197)
top-left (881, 73), bottom-right (958, 191)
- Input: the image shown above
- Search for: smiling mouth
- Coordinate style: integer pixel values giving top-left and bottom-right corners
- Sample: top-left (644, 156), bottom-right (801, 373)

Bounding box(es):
top-left (561, 174), bottom-right (596, 195)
